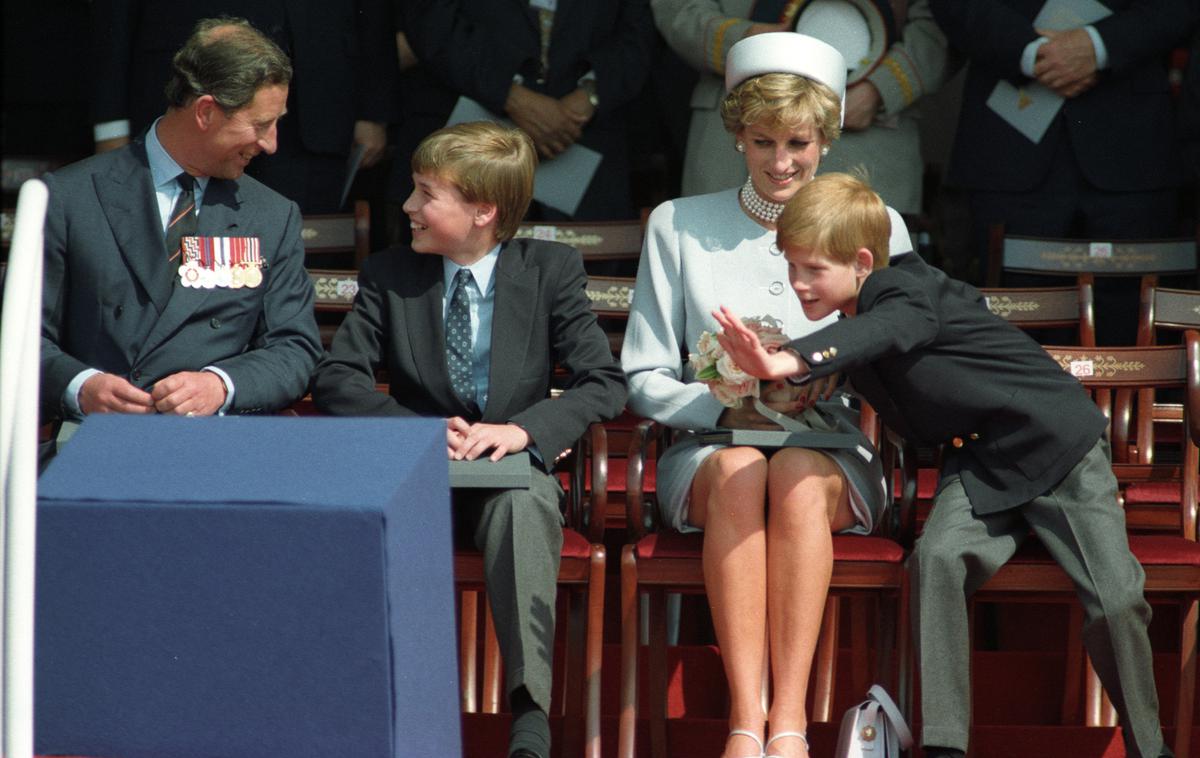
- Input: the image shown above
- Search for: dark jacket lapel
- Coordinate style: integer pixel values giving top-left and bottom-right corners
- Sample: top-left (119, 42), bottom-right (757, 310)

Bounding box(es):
top-left (401, 253), bottom-right (475, 415)
top-left (94, 143), bottom-right (172, 314)
top-left (483, 243), bottom-right (538, 421)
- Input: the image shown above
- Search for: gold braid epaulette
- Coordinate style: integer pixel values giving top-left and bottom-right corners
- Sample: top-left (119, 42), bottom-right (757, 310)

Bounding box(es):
top-left (881, 57), bottom-right (914, 106)
top-left (711, 18), bottom-right (740, 73)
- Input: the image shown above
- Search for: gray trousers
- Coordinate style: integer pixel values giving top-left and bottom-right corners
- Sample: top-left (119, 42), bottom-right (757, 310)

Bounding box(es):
top-left (909, 438), bottom-right (1167, 757)
top-left (455, 469), bottom-right (565, 712)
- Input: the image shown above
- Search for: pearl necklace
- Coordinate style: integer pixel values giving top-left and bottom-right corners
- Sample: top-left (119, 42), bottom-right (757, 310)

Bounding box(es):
top-left (739, 177), bottom-right (786, 225)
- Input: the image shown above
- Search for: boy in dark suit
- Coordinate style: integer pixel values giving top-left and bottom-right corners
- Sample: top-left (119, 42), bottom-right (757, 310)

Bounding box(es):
top-left (712, 173), bottom-right (1170, 758)
top-left (312, 121), bottom-right (627, 758)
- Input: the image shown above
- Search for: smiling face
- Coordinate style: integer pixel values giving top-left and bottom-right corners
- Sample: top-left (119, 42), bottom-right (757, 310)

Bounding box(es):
top-left (198, 84), bottom-right (288, 179)
top-left (737, 121), bottom-right (826, 207)
top-left (784, 244), bottom-right (872, 320)
top-left (402, 171), bottom-right (497, 263)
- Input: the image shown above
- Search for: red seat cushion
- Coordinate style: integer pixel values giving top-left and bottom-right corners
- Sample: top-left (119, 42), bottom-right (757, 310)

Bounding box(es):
top-left (561, 527), bottom-right (593, 559)
top-left (1123, 482), bottom-right (1181, 504)
top-left (1004, 534), bottom-right (1200, 567)
top-left (830, 535), bottom-right (906, 563)
top-left (1128, 535), bottom-right (1200, 566)
top-left (635, 532), bottom-right (904, 563)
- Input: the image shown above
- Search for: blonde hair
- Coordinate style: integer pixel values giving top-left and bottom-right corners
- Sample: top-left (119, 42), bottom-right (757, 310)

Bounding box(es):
top-left (776, 172), bottom-right (890, 269)
top-left (412, 121), bottom-right (537, 242)
top-left (720, 73), bottom-right (841, 142)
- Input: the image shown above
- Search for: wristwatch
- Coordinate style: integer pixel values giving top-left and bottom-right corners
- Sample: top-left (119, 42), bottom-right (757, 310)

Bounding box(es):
top-left (577, 75), bottom-right (599, 109)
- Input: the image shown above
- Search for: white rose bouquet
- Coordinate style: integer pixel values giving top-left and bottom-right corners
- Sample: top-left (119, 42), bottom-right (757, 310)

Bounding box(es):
top-left (689, 315), bottom-right (801, 409)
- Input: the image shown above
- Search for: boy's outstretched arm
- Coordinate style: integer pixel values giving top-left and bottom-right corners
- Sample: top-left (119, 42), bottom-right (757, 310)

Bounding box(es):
top-left (712, 306), bottom-right (809, 381)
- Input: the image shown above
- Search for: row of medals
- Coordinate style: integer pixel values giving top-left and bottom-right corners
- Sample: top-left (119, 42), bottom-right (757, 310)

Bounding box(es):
top-left (178, 260), bottom-right (263, 289)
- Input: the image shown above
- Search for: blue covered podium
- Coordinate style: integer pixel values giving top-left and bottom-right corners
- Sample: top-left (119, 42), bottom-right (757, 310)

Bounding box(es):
top-left (36, 415), bottom-right (461, 758)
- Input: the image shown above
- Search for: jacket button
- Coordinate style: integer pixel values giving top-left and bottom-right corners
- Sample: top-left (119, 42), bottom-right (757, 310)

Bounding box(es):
top-left (951, 436), bottom-right (964, 448)
top-left (768, 281), bottom-right (784, 295)
top-left (210, 317), bottom-right (221, 329)
top-left (131, 369), bottom-right (142, 381)
top-left (114, 305), bottom-right (124, 318)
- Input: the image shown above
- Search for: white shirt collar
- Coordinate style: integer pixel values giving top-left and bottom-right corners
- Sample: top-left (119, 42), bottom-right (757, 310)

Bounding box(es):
top-left (145, 117), bottom-right (209, 195)
top-left (443, 244), bottom-right (501, 297)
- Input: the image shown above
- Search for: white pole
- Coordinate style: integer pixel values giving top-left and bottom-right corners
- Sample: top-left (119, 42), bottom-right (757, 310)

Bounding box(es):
top-left (1, 178), bottom-right (48, 758)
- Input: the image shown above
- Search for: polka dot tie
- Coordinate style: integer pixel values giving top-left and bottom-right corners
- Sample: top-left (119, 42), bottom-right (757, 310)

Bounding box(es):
top-left (446, 268), bottom-right (476, 405)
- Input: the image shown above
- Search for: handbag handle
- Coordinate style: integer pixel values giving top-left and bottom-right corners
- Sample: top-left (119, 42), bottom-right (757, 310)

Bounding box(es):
top-left (867, 684), bottom-right (913, 749)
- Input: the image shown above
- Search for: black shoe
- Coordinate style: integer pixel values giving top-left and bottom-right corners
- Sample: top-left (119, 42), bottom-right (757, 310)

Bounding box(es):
top-left (923, 748), bottom-right (965, 758)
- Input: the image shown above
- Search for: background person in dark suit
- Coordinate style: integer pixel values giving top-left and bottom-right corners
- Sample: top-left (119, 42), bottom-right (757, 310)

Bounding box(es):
top-left (89, 0), bottom-right (400, 214)
top-left (714, 173), bottom-right (1172, 758)
top-left (41, 18), bottom-right (321, 429)
top-left (312, 122), bottom-right (627, 758)
top-left (386, 0), bottom-right (656, 246)
top-left (929, 0), bottom-right (1195, 338)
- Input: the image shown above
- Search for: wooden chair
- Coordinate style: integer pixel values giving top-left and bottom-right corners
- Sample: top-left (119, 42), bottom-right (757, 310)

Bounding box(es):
top-left (617, 406), bottom-right (912, 758)
top-left (974, 336), bottom-right (1200, 758)
top-left (301, 199), bottom-right (371, 269)
top-left (514, 220), bottom-right (644, 265)
top-left (1120, 284), bottom-right (1200, 531)
top-left (985, 226), bottom-right (1198, 288)
top-left (456, 422), bottom-right (609, 758)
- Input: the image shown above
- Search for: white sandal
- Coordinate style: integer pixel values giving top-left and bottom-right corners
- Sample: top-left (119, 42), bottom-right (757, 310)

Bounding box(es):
top-left (765, 730), bottom-right (808, 758)
top-left (726, 728), bottom-right (765, 758)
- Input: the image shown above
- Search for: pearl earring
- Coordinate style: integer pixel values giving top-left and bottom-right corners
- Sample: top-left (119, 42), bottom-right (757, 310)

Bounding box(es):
top-left (735, 142), bottom-right (746, 153)
top-left (820, 145), bottom-right (830, 156)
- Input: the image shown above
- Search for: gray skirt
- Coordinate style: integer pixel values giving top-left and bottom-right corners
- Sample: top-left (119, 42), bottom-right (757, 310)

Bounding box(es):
top-left (655, 395), bottom-right (887, 535)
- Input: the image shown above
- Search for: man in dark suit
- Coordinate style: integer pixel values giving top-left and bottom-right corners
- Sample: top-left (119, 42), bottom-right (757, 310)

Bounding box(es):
top-left (387, 0), bottom-right (655, 245)
top-left (312, 122), bottom-right (627, 758)
top-left (929, 0), bottom-right (1194, 301)
top-left (714, 174), bottom-right (1172, 758)
top-left (90, 0), bottom-right (399, 214)
top-left (42, 18), bottom-right (321, 431)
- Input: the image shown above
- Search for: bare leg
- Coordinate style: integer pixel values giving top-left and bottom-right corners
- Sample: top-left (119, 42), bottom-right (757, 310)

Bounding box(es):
top-left (764, 448), bottom-right (856, 758)
top-left (690, 447), bottom-right (770, 758)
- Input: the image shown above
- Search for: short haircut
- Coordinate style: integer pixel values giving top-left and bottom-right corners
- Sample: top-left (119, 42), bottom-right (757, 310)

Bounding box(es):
top-left (720, 72), bottom-right (842, 142)
top-left (164, 18), bottom-right (292, 113)
top-left (776, 173), bottom-right (890, 269)
top-left (412, 122), bottom-right (537, 242)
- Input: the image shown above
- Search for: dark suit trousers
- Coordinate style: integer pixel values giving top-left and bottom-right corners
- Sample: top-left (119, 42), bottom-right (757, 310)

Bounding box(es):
top-left (909, 438), bottom-right (1166, 757)
top-left (454, 469), bottom-right (565, 712)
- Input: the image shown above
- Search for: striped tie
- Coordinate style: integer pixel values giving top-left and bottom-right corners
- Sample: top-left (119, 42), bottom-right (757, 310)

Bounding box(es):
top-left (165, 173), bottom-right (196, 263)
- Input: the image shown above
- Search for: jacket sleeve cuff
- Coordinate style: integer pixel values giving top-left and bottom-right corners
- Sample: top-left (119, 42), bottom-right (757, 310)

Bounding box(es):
top-left (706, 18), bottom-right (754, 75)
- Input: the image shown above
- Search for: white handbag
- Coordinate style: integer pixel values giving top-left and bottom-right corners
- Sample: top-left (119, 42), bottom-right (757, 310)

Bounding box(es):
top-left (835, 684), bottom-right (914, 758)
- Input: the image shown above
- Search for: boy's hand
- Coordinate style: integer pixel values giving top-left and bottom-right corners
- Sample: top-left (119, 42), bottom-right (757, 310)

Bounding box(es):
top-left (711, 306), bottom-right (807, 381)
top-left (450, 421), bottom-right (531, 462)
top-left (447, 416), bottom-right (472, 458)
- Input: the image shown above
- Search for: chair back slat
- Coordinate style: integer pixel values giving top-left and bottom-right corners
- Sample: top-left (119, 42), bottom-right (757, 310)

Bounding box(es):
top-left (1150, 287), bottom-right (1200, 332)
top-left (514, 220), bottom-right (643, 261)
top-left (1002, 236), bottom-right (1196, 278)
top-left (981, 283), bottom-right (1096, 346)
top-left (308, 269), bottom-right (358, 312)
top-left (301, 200), bottom-right (371, 269)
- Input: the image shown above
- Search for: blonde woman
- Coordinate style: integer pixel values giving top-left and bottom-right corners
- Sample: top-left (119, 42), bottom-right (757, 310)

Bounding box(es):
top-left (621, 33), bottom-right (911, 758)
